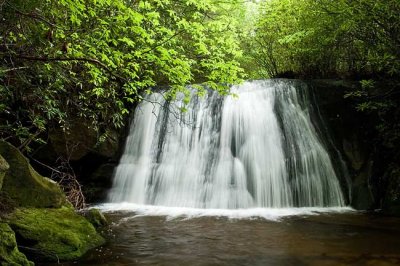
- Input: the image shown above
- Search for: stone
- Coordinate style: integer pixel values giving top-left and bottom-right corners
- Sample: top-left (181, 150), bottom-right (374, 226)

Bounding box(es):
top-left (83, 163), bottom-right (115, 202)
top-left (49, 121), bottom-right (120, 161)
top-left (383, 167), bottom-right (400, 216)
top-left (0, 223), bottom-right (34, 266)
top-left (82, 208), bottom-right (108, 229)
top-left (48, 120), bottom-right (97, 161)
top-left (0, 155), bottom-right (9, 191)
top-left (0, 140), bottom-right (68, 208)
top-left (7, 207), bottom-right (105, 262)
top-left (93, 129), bottom-right (120, 158)
top-left (351, 160), bottom-right (375, 210)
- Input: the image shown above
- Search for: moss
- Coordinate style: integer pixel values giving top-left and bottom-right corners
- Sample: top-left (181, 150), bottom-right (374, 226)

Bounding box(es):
top-left (0, 141), bottom-right (68, 208)
top-left (82, 209), bottom-right (108, 229)
top-left (0, 154), bottom-right (9, 191)
top-left (0, 192), bottom-right (16, 218)
top-left (6, 207), bottom-right (105, 262)
top-left (0, 223), bottom-right (34, 266)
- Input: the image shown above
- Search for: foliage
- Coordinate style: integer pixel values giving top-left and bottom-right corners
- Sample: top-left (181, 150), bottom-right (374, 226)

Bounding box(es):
top-left (250, 0), bottom-right (400, 78)
top-left (0, 0), bottom-right (245, 149)
top-left (248, 0), bottom-right (400, 153)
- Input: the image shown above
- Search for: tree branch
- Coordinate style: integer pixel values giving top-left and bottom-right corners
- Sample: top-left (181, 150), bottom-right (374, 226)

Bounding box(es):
top-left (15, 55), bottom-right (126, 82)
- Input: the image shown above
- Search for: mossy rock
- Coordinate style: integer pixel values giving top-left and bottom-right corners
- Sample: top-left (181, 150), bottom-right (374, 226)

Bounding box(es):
top-left (0, 155), bottom-right (9, 191)
top-left (0, 141), bottom-right (68, 208)
top-left (82, 209), bottom-right (108, 229)
top-left (0, 223), bottom-right (34, 266)
top-left (7, 208), bottom-right (105, 262)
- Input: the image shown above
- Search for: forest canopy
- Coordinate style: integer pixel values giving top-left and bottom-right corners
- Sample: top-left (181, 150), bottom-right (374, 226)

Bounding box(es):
top-left (1, 0), bottom-right (245, 148)
top-left (1, 0), bottom-right (399, 151)
top-left (249, 0), bottom-right (400, 78)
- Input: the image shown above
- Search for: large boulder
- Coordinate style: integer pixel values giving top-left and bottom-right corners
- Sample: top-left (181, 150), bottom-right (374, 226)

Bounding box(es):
top-left (7, 207), bottom-right (105, 262)
top-left (0, 155), bottom-right (9, 191)
top-left (0, 140), bottom-right (68, 208)
top-left (0, 223), bottom-right (34, 266)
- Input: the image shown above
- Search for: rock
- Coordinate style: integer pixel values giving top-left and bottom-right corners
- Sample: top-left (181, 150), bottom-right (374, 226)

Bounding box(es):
top-left (383, 167), bottom-right (400, 216)
top-left (351, 160), bottom-right (375, 210)
top-left (93, 130), bottom-right (120, 158)
top-left (83, 209), bottom-right (108, 229)
top-left (308, 80), bottom-right (376, 209)
top-left (49, 120), bottom-right (98, 161)
top-left (0, 140), bottom-right (68, 208)
top-left (49, 121), bottom-right (120, 161)
top-left (7, 207), bottom-right (105, 262)
top-left (83, 163), bottom-right (115, 202)
top-left (0, 223), bottom-right (34, 266)
top-left (0, 155), bottom-right (9, 191)
top-left (342, 135), bottom-right (365, 171)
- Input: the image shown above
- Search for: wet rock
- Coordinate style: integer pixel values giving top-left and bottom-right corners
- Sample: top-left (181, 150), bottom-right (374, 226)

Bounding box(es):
top-left (82, 208), bottom-right (108, 229)
top-left (383, 167), bottom-right (400, 216)
top-left (82, 163), bottom-right (115, 202)
top-left (351, 160), bottom-right (375, 210)
top-left (308, 80), bottom-right (374, 209)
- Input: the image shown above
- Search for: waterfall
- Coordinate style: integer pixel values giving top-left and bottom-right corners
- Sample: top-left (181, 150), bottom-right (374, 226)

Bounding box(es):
top-left (109, 80), bottom-right (345, 208)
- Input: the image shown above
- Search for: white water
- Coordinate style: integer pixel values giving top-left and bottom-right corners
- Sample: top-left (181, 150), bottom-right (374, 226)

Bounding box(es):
top-left (96, 203), bottom-right (353, 221)
top-left (108, 80), bottom-right (345, 211)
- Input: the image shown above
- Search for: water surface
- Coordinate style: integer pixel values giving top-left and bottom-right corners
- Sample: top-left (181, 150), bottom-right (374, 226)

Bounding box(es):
top-left (41, 207), bottom-right (400, 266)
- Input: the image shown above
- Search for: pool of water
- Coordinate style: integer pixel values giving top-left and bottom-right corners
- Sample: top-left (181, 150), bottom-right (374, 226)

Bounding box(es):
top-left (40, 207), bottom-right (400, 266)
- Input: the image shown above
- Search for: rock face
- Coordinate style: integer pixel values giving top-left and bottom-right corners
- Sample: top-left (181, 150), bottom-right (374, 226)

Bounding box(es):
top-left (0, 154), bottom-right (9, 191)
top-left (0, 223), bottom-right (34, 266)
top-left (309, 79), bottom-right (399, 213)
top-left (82, 163), bottom-right (115, 202)
top-left (383, 167), bottom-right (400, 215)
top-left (34, 120), bottom-right (126, 203)
top-left (0, 140), bottom-right (68, 208)
top-left (7, 208), bottom-right (105, 262)
top-left (48, 122), bottom-right (120, 161)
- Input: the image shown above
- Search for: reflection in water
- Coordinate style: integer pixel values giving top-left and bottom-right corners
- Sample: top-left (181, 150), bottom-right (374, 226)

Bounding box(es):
top-left (41, 211), bottom-right (400, 266)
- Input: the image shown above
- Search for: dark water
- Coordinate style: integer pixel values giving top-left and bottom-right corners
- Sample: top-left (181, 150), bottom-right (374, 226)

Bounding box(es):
top-left (41, 211), bottom-right (400, 266)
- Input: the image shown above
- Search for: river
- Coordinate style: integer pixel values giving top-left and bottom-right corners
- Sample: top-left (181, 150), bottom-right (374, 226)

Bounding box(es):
top-left (41, 207), bottom-right (400, 266)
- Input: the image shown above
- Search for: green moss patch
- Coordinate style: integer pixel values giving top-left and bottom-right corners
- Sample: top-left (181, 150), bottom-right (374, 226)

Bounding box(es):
top-left (0, 141), bottom-right (68, 208)
top-left (7, 208), bottom-right (105, 262)
top-left (0, 222), bottom-right (34, 266)
top-left (82, 208), bottom-right (108, 229)
top-left (0, 154), bottom-right (9, 191)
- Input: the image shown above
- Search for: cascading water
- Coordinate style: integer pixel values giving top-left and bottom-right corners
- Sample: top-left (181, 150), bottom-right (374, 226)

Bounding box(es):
top-left (108, 80), bottom-right (345, 209)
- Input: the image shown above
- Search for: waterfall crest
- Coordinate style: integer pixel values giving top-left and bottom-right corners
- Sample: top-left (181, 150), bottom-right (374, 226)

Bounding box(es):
top-left (109, 80), bottom-right (345, 208)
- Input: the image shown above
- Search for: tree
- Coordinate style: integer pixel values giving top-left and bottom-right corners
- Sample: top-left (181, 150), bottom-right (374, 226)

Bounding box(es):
top-left (0, 0), bottom-right (245, 149)
top-left (251, 0), bottom-right (400, 78)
